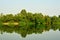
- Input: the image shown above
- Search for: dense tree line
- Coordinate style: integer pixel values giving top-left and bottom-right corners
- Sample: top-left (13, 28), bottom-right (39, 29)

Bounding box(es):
top-left (0, 9), bottom-right (60, 26)
top-left (0, 9), bottom-right (60, 37)
top-left (0, 9), bottom-right (60, 28)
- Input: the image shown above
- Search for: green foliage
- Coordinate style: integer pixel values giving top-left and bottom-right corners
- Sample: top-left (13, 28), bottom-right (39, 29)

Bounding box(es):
top-left (0, 21), bottom-right (3, 27)
top-left (19, 21), bottom-right (26, 27)
top-left (0, 16), bottom-right (3, 27)
top-left (8, 21), bottom-right (15, 27)
top-left (0, 9), bottom-right (60, 37)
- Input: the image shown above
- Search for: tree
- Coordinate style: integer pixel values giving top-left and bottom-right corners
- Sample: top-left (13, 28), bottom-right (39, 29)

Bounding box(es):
top-left (51, 16), bottom-right (58, 24)
top-left (20, 9), bottom-right (27, 15)
top-left (51, 16), bottom-right (60, 30)
top-left (2, 14), bottom-right (14, 22)
top-left (59, 15), bottom-right (60, 18)
top-left (45, 15), bottom-right (51, 30)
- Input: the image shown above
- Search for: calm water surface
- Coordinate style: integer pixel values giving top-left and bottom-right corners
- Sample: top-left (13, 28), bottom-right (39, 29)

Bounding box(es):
top-left (0, 29), bottom-right (60, 40)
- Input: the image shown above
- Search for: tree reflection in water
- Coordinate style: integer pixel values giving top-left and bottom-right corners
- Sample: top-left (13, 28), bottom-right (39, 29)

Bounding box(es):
top-left (0, 24), bottom-right (60, 38)
top-left (0, 9), bottom-right (60, 38)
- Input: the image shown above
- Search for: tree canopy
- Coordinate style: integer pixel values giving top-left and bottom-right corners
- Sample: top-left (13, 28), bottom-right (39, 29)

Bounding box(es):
top-left (0, 9), bottom-right (60, 37)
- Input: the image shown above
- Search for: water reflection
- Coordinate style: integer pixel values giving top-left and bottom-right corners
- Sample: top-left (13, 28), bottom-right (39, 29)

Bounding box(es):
top-left (0, 30), bottom-right (60, 40)
top-left (0, 24), bottom-right (60, 38)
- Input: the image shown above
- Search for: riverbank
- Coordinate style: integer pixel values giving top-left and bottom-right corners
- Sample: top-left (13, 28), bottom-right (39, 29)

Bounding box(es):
top-left (3, 22), bottom-right (19, 25)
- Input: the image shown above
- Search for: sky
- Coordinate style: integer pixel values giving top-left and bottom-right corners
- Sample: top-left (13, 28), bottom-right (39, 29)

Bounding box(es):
top-left (0, 0), bottom-right (60, 16)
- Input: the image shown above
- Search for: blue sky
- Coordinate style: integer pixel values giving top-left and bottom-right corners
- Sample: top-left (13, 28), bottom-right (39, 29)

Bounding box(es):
top-left (0, 0), bottom-right (60, 16)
